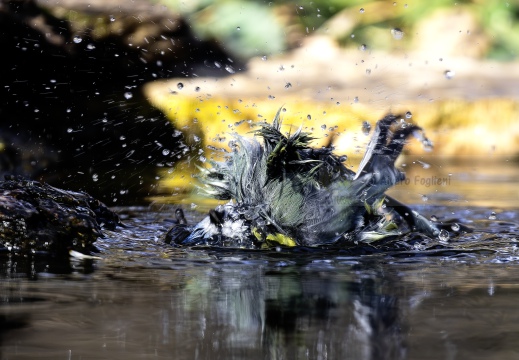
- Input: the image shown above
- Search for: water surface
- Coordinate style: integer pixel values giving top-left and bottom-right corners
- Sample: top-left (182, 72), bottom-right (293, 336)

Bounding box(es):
top-left (1, 197), bottom-right (518, 360)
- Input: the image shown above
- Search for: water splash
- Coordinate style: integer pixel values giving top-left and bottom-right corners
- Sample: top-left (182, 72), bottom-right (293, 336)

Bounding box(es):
top-left (438, 229), bottom-right (450, 243)
top-left (391, 28), bottom-right (404, 40)
top-left (444, 70), bottom-right (455, 79)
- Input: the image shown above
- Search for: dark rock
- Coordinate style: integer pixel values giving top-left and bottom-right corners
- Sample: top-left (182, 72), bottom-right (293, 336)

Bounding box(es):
top-left (0, 176), bottom-right (119, 257)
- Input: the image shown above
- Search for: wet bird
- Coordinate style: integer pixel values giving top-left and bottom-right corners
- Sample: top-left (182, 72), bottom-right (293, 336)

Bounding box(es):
top-left (165, 109), bottom-right (440, 248)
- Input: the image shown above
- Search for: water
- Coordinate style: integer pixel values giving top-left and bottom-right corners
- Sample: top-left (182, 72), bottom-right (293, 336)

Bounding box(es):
top-left (1, 163), bottom-right (519, 359)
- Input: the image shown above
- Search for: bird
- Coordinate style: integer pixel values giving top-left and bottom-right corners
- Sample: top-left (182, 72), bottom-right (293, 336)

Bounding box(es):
top-left (165, 109), bottom-right (440, 249)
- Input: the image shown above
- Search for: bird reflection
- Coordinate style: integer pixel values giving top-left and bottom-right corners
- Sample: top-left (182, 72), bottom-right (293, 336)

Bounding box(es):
top-left (177, 259), bottom-right (407, 360)
top-left (348, 279), bottom-right (406, 360)
top-left (260, 267), bottom-right (406, 360)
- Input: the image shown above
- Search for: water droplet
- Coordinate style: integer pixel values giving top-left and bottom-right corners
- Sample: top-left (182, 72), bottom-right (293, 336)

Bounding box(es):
top-left (359, 44), bottom-right (367, 51)
top-left (365, 69), bottom-right (371, 75)
top-left (124, 92), bottom-right (133, 99)
top-left (359, 8), bottom-right (365, 13)
top-left (162, 149), bottom-right (170, 156)
top-left (339, 155), bottom-right (347, 162)
top-left (422, 137), bottom-right (434, 151)
top-left (261, 55), bottom-right (267, 61)
top-left (190, 203), bottom-right (198, 209)
top-left (451, 223), bottom-right (460, 231)
top-left (92, 173), bottom-right (99, 182)
top-left (391, 28), bottom-right (404, 40)
top-left (320, 124), bottom-right (327, 130)
top-left (67, 128), bottom-right (73, 133)
top-left (417, 160), bottom-right (430, 169)
top-left (225, 65), bottom-right (235, 74)
top-left (362, 121), bottom-right (371, 135)
top-left (177, 82), bottom-right (184, 90)
top-left (195, 86), bottom-right (200, 92)
top-left (86, 43), bottom-right (96, 50)
top-left (285, 82), bottom-right (292, 89)
top-left (109, 15), bottom-right (115, 22)
top-left (421, 194), bottom-right (428, 202)
top-left (430, 215), bottom-right (438, 222)
top-left (73, 35), bottom-right (82, 44)
top-left (488, 211), bottom-right (497, 220)
top-left (404, 111), bottom-right (412, 119)
top-left (444, 70), bottom-right (455, 79)
top-left (214, 61), bottom-right (222, 69)
top-left (307, 114), bottom-right (311, 120)
top-left (353, 96), bottom-right (359, 103)
top-left (438, 229), bottom-right (449, 242)
top-left (236, 26), bottom-right (241, 31)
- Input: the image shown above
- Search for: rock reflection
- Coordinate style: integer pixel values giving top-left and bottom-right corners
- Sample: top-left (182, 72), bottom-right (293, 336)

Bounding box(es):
top-left (0, 254), bottom-right (95, 280)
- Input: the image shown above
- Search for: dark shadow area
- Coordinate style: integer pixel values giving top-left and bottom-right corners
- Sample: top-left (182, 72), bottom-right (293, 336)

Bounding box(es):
top-left (0, 0), bottom-right (241, 204)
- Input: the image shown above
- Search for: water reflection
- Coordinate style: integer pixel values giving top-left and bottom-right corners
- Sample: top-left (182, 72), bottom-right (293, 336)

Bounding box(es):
top-left (173, 260), bottom-right (407, 360)
top-left (1, 256), bottom-right (410, 360)
top-left (261, 264), bottom-right (405, 360)
top-left (4, 253), bottom-right (519, 360)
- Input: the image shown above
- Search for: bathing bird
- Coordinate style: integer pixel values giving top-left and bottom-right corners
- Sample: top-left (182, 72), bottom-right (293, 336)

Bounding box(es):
top-left (165, 109), bottom-right (440, 248)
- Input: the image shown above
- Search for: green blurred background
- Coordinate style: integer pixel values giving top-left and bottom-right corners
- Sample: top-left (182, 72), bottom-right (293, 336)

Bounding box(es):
top-left (158, 0), bottom-right (518, 61)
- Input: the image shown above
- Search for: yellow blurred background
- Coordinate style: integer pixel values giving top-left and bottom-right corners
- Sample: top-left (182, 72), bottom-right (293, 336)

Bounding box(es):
top-left (140, 0), bottom-right (519, 198)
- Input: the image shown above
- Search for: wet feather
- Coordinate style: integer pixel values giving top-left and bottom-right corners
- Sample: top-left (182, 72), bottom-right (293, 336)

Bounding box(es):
top-left (165, 109), bottom-right (440, 248)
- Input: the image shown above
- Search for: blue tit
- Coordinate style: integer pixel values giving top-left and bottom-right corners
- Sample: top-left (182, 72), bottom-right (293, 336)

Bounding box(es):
top-left (165, 109), bottom-right (440, 249)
